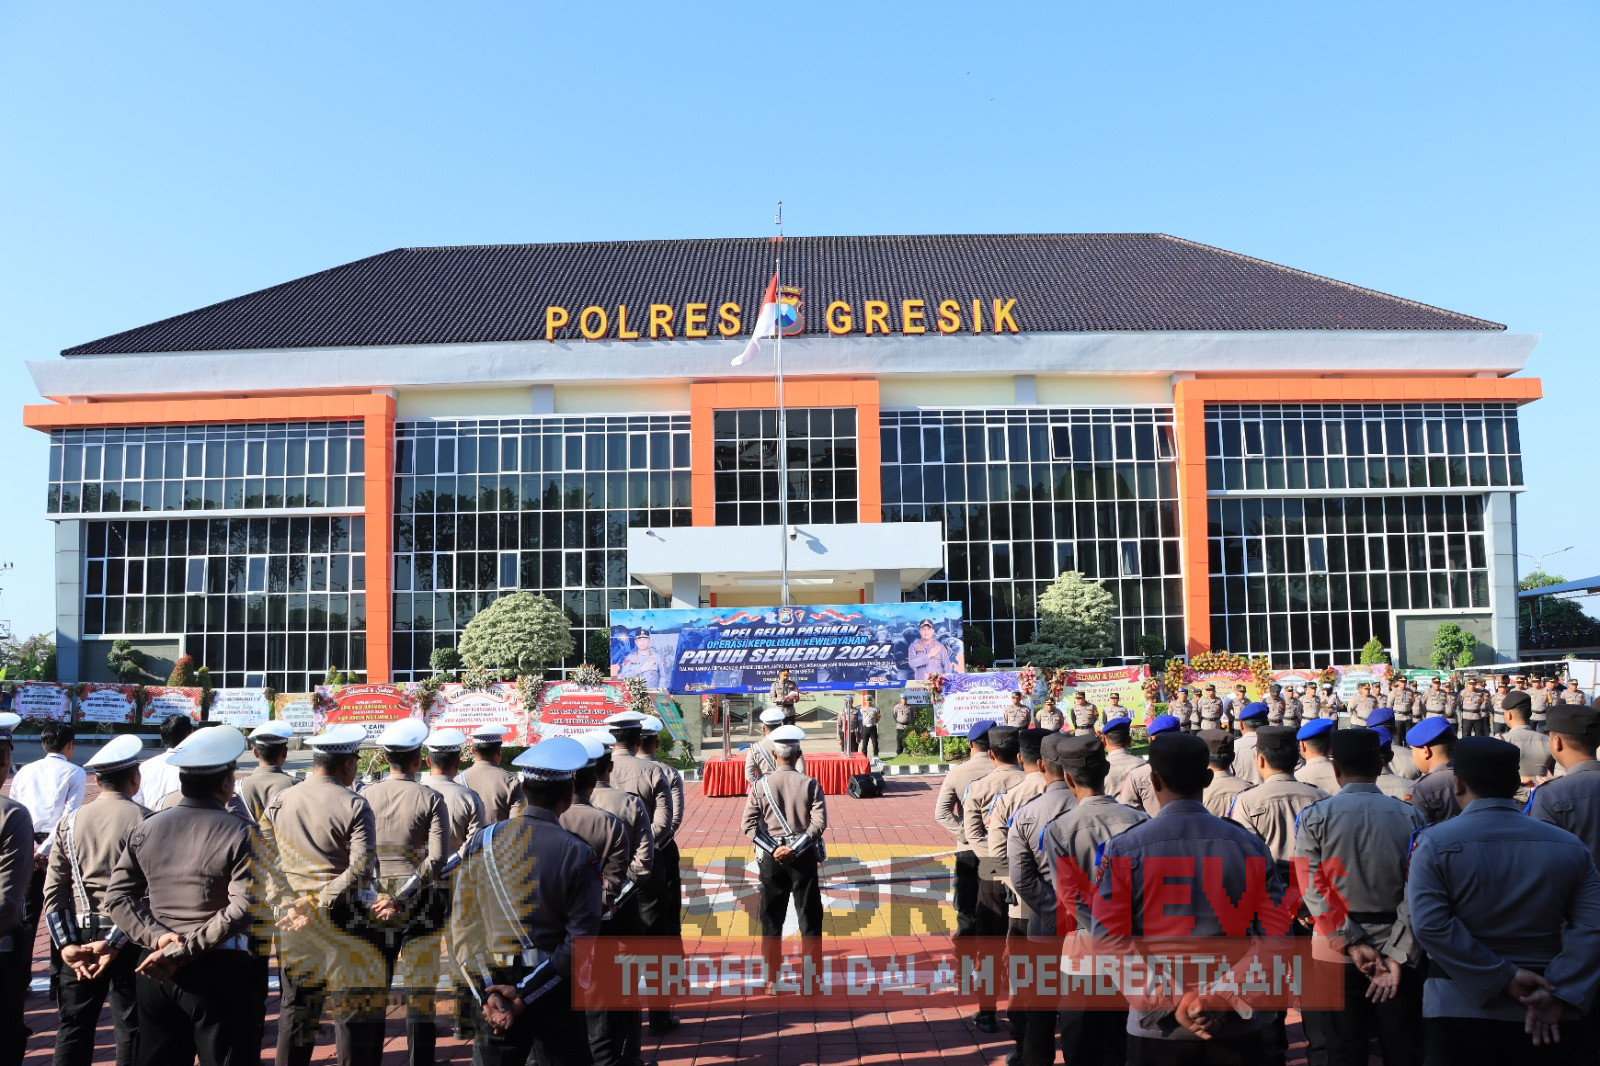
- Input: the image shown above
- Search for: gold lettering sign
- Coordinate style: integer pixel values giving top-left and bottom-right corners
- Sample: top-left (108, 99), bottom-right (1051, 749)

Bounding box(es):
top-left (540, 299), bottom-right (1020, 340)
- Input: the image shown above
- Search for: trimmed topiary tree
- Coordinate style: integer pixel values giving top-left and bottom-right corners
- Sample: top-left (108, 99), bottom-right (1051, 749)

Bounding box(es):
top-left (459, 592), bottom-right (575, 675)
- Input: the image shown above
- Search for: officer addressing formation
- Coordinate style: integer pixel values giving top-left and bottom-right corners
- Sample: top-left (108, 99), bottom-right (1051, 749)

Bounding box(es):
top-left (8, 663), bottom-right (1600, 1065)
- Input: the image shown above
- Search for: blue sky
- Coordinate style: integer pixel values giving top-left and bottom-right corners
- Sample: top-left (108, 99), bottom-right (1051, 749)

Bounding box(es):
top-left (1, 1), bottom-right (1595, 641)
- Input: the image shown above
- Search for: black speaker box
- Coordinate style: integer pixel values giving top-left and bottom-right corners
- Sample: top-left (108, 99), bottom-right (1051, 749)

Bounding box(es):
top-left (847, 772), bottom-right (885, 798)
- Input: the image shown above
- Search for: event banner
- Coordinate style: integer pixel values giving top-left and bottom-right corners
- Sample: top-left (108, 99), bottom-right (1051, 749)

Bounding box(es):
top-left (209, 688), bottom-right (271, 729)
top-left (653, 694), bottom-right (692, 748)
top-left (14, 682), bottom-right (71, 722)
top-left (275, 693), bottom-right (319, 735)
top-left (143, 687), bottom-right (202, 725)
top-left (1057, 666), bottom-right (1151, 724)
top-left (935, 672), bottom-right (1023, 738)
top-left (533, 679), bottom-right (629, 739)
top-left (77, 683), bottom-right (135, 724)
top-left (425, 683), bottom-right (530, 745)
top-left (609, 602), bottom-right (965, 694)
top-left (1334, 664), bottom-right (1389, 703)
top-left (317, 684), bottom-right (418, 743)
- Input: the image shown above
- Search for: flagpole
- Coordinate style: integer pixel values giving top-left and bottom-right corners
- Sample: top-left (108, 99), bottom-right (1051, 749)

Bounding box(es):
top-left (774, 201), bottom-right (790, 607)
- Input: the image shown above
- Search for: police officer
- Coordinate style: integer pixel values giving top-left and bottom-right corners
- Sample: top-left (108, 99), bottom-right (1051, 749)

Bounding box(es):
top-left (908, 619), bottom-right (955, 679)
top-left (1294, 728), bottom-right (1425, 1066)
top-left (1197, 684), bottom-right (1225, 733)
top-left (1526, 705), bottom-right (1600, 865)
top-left (1349, 682), bottom-right (1379, 729)
top-left (1407, 717), bottom-right (1460, 824)
top-left (1282, 685), bottom-right (1303, 731)
top-left (44, 734), bottom-right (147, 1066)
top-left (104, 725), bottom-right (259, 1066)
top-left (1456, 677), bottom-right (1488, 738)
top-left (463, 724), bottom-right (524, 822)
top-left (935, 721), bottom-right (997, 940)
top-left (452, 737), bottom-right (603, 1065)
top-left (262, 723), bottom-right (382, 1066)
top-left (1407, 737), bottom-right (1600, 1060)
top-left (1232, 702), bottom-right (1268, 785)
top-left (1372, 728), bottom-right (1417, 801)
top-left (420, 729), bottom-right (486, 854)
top-left (1089, 733), bottom-right (1286, 1059)
top-left (605, 710), bottom-right (673, 852)
top-left (1225, 683), bottom-right (1250, 722)
top-left (1421, 677), bottom-right (1453, 727)
top-left (961, 723), bottom-right (1024, 1033)
top-left (1117, 714), bottom-right (1182, 815)
top-left (1301, 683), bottom-right (1323, 723)
top-left (1500, 691), bottom-right (1554, 806)
top-left (1099, 717), bottom-right (1145, 798)
top-left (1169, 687), bottom-right (1196, 733)
top-left (0, 713), bottom-right (31, 1061)
top-left (743, 724), bottom-right (827, 982)
top-left (587, 729), bottom-right (655, 916)
top-left (1391, 680), bottom-right (1416, 736)
top-left (1295, 718), bottom-right (1341, 794)
top-left (1323, 683), bottom-right (1345, 721)
top-left (638, 714), bottom-right (685, 1035)
top-left (238, 720), bottom-right (298, 822)
top-left (1070, 692), bottom-right (1099, 736)
top-left (1528, 676), bottom-right (1553, 733)
top-left (1264, 684), bottom-right (1286, 726)
top-left (1228, 725), bottom-right (1327, 872)
top-left (1201, 729), bottom-right (1250, 817)
top-left (616, 629), bottom-right (670, 690)
top-left (1004, 691), bottom-right (1032, 729)
top-left (11, 719), bottom-right (86, 1002)
top-left (1368, 707), bottom-right (1419, 780)
top-left (746, 707), bottom-right (808, 783)
top-left (1561, 675), bottom-right (1590, 706)
top-left (1037, 733), bottom-right (1149, 1066)
top-left (1035, 697), bottom-right (1064, 733)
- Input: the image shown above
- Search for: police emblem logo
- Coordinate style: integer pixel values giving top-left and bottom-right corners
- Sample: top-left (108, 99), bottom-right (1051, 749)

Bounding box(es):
top-left (778, 285), bottom-right (803, 336)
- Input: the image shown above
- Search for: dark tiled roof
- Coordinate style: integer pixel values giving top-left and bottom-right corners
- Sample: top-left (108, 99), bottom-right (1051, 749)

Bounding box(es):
top-left (62, 234), bottom-right (1503, 355)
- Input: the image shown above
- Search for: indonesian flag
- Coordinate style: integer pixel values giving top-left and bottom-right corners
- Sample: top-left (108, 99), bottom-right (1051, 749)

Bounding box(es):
top-left (731, 273), bottom-right (779, 366)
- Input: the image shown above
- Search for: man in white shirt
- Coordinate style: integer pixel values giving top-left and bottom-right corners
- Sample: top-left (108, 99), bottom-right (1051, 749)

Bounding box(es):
top-left (131, 713), bottom-right (193, 808)
top-left (9, 720), bottom-right (86, 1002)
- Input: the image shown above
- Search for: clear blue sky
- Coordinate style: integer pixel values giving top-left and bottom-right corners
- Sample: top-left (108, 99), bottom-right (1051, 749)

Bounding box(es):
top-left (2, 1), bottom-right (1595, 641)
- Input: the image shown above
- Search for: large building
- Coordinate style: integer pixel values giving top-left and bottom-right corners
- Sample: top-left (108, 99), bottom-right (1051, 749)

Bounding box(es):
top-left (24, 234), bottom-right (1539, 690)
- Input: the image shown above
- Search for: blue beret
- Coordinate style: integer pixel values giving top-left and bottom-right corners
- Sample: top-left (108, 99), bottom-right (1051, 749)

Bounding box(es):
top-left (1239, 701), bottom-right (1269, 722)
top-left (1147, 714), bottom-right (1181, 736)
top-left (1406, 716), bottom-right (1455, 749)
top-left (1297, 718), bottom-right (1334, 741)
top-left (1367, 706), bottom-right (1395, 728)
top-left (1100, 716), bottom-right (1132, 733)
top-left (966, 720), bottom-right (997, 743)
top-left (1374, 726), bottom-right (1393, 746)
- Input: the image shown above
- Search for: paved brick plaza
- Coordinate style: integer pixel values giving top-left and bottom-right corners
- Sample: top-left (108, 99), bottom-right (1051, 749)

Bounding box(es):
top-left (19, 774), bottom-right (1318, 1063)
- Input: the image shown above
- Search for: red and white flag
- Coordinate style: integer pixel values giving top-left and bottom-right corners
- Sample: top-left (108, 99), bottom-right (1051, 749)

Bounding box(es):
top-left (731, 273), bottom-right (779, 366)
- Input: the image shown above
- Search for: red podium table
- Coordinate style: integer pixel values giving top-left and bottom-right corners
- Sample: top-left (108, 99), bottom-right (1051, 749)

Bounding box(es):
top-left (700, 756), bottom-right (749, 797)
top-left (803, 752), bottom-right (870, 795)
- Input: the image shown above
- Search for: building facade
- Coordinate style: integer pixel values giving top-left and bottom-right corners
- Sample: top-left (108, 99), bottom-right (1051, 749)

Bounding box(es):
top-left (25, 234), bottom-right (1539, 688)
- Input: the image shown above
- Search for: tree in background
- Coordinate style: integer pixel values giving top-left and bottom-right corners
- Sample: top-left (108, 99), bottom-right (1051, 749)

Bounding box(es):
top-left (459, 592), bottom-right (574, 675)
top-left (0, 633), bottom-right (56, 681)
top-left (107, 640), bottom-right (145, 683)
top-left (962, 625), bottom-right (995, 670)
top-left (1359, 637), bottom-right (1391, 666)
top-left (1431, 623), bottom-right (1478, 670)
top-left (428, 646), bottom-right (462, 674)
top-left (585, 630), bottom-right (613, 669)
top-left (167, 654), bottom-right (199, 687)
top-left (1015, 572), bottom-right (1116, 669)
top-left (1518, 572), bottom-right (1600, 650)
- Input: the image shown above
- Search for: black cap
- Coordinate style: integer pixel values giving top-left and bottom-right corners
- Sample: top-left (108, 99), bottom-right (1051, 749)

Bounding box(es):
top-left (1453, 737), bottom-right (1520, 794)
top-left (1147, 732), bottom-right (1208, 782)
top-left (1548, 704), bottom-right (1600, 740)
top-left (1255, 725), bottom-right (1298, 755)
top-left (1019, 727), bottom-right (1049, 762)
top-left (1199, 728), bottom-right (1234, 761)
top-left (1054, 733), bottom-right (1109, 770)
top-left (1329, 728), bottom-right (1380, 764)
top-left (1502, 690), bottom-right (1532, 713)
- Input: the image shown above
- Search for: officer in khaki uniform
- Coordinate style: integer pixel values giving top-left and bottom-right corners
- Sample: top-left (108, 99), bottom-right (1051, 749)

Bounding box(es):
top-left (463, 724), bottom-right (525, 823)
top-left (1294, 728), bottom-right (1426, 1066)
top-left (638, 714), bottom-right (685, 1035)
top-left (1499, 691), bottom-right (1554, 806)
top-left (986, 727), bottom-right (1050, 1060)
top-left (1004, 691), bottom-right (1032, 729)
top-left (605, 708), bottom-right (676, 1004)
top-left (453, 737), bottom-right (603, 1066)
top-left (1197, 684), bottom-right (1225, 732)
top-left (1296, 718), bottom-right (1342, 794)
top-left (1070, 692), bottom-right (1099, 735)
top-left (1201, 729), bottom-right (1250, 817)
top-left (742, 724), bottom-right (827, 982)
top-left (1527, 677), bottom-right (1553, 733)
top-left (1301, 684), bottom-right (1323, 723)
top-left (934, 721), bottom-right (998, 940)
top-left (420, 729), bottom-right (487, 854)
top-left (1391, 680), bottom-right (1416, 736)
top-left (747, 708), bottom-right (808, 783)
top-left (1116, 714), bottom-right (1182, 815)
top-left (1527, 704), bottom-right (1600, 866)
top-left (587, 729), bottom-right (655, 916)
top-left (104, 726), bottom-right (259, 1066)
top-left (1264, 684), bottom-right (1286, 726)
top-left (961, 724), bottom-right (1025, 1033)
top-left (1282, 686), bottom-right (1303, 731)
top-left (1349, 683), bottom-right (1379, 729)
top-left (1228, 725), bottom-right (1328, 868)
top-left (45, 733), bottom-right (148, 1066)
top-left (1232, 702), bottom-right (1268, 785)
top-left (1034, 697), bottom-right (1064, 733)
top-left (1169, 688), bottom-right (1196, 733)
top-left (0, 714), bottom-right (32, 1061)
top-left (1099, 717), bottom-right (1146, 798)
top-left (261, 723), bottom-right (384, 1066)
top-left (1406, 717), bottom-right (1460, 824)
top-left (1369, 707), bottom-right (1418, 778)
top-left (238, 720), bottom-right (299, 822)
top-left (1372, 728), bottom-right (1417, 801)
top-left (1560, 676), bottom-right (1591, 706)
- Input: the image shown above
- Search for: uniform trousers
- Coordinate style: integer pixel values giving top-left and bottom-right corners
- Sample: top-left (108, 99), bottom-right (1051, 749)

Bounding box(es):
top-left (1057, 1008), bottom-right (1128, 1066)
top-left (859, 725), bottom-right (880, 758)
top-left (1423, 1016), bottom-right (1584, 1066)
top-left (590, 894), bottom-right (643, 1066)
top-left (972, 876), bottom-right (1007, 1017)
top-left (953, 850), bottom-right (979, 938)
top-left (135, 949), bottom-right (260, 1066)
top-left (1302, 961), bottom-right (1422, 1066)
top-left (54, 940), bottom-right (141, 1066)
top-left (643, 838), bottom-right (683, 1031)
top-left (357, 897), bottom-right (445, 1066)
top-left (757, 851), bottom-right (823, 976)
top-left (1126, 1028), bottom-right (1268, 1064)
top-left (474, 965), bottom-right (586, 1066)
top-left (275, 903), bottom-right (386, 1066)
top-left (1460, 717), bottom-right (1490, 738)
top-left (0, 932), bottom-right (29, 1064)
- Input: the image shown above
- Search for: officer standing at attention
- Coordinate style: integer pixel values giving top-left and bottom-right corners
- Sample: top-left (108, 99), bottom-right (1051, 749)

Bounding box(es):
top-left (743, 724), bottom-right (827, 980)
top-left (1499, 691), bottom-right (1554, 806)
top-left (1407, 717), bottom-right (1461, 825)
top-left (1294, 728), bottom-right (1426, 1066)
top-left (238, 720), bottom-right (298, 822)
top-left (1035, 696), bottom-right (1064, 733)
top-left (1526, 705), bottom-right (1600, 865)
top-left (1228, 725), bottom-right (1327, 874)
top-left (1391, 679), bottom-right (1416, 737)
top-left (1350, 682), bottom-right (1379, 729)
top-left (1264, 684), bottom-right (1286, 726)
top-left (104, 725), bottom-right (258, 1066)
top-left (746, 708), bottom-right (808, 783)
top-left (961, 724), bottom-right (1024, 1034)
top-left (1089, 733), bottom-right (1287, 1059)
top-left (419, 729), bottom-right (486, 854)
top-left (1070, 692), bottom-right (1099, 736)
top-left (605, 710), bottom-right (674, 853)
top-left (462, 724), bottom-right (524, 823)
top-left (1282, 685), bottom-right (1303, 731)
top-left (1560, 674), bottom-right (1590, 706)
top-left (586, 729), bottom-right (655, 919)
top-left (1323, 683), bottom-right (1346, 721)
top-left (1117, 714), bottom-right (1182, 815)
top-left (261, 723), bottom-right (382, 1066)
top-left (1004, 690), bottom-right (1032, 729)
top-left (452, 737), bottom-right (602, 1066)
top-left (1199, 729), bottom-right (1250, 817)
top-left (1301, 683), bottom-right (1323, 723)
top-left (1099, 717), bottom-right (1146, 798)
top-left (0, 713), bottom-right (33, 1061)
top-left (1295, 718), bottom-right (1342, 795)
top-left (1232, 702), bottom-right (1268, 785)
top-left (10, 719), bottom-right (86, 1000)
top-left (935, 721), bottom-right (997, 940)
top-left (1169, 687), bottom-right (1196, 733)
top-left (1528, 675), bottom-right (1553, 733)
top-left (1197, 684), bottom-right (1225, 733)
top-left (1407, 737), bottom-right (1600, 1060)
top-left (638, 714), bottom-right (685, 1035)
top-left (44, 734), bottom-right (148, 1066)
top-left (360, 718), bottom-right (447, 1066)
top-left (1371, 728), bottom-right (1417, 802)
top-left (1457, 676), bottom-right (1489, 739)
top-left (1368, 708), bottom-right (1419, 780)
